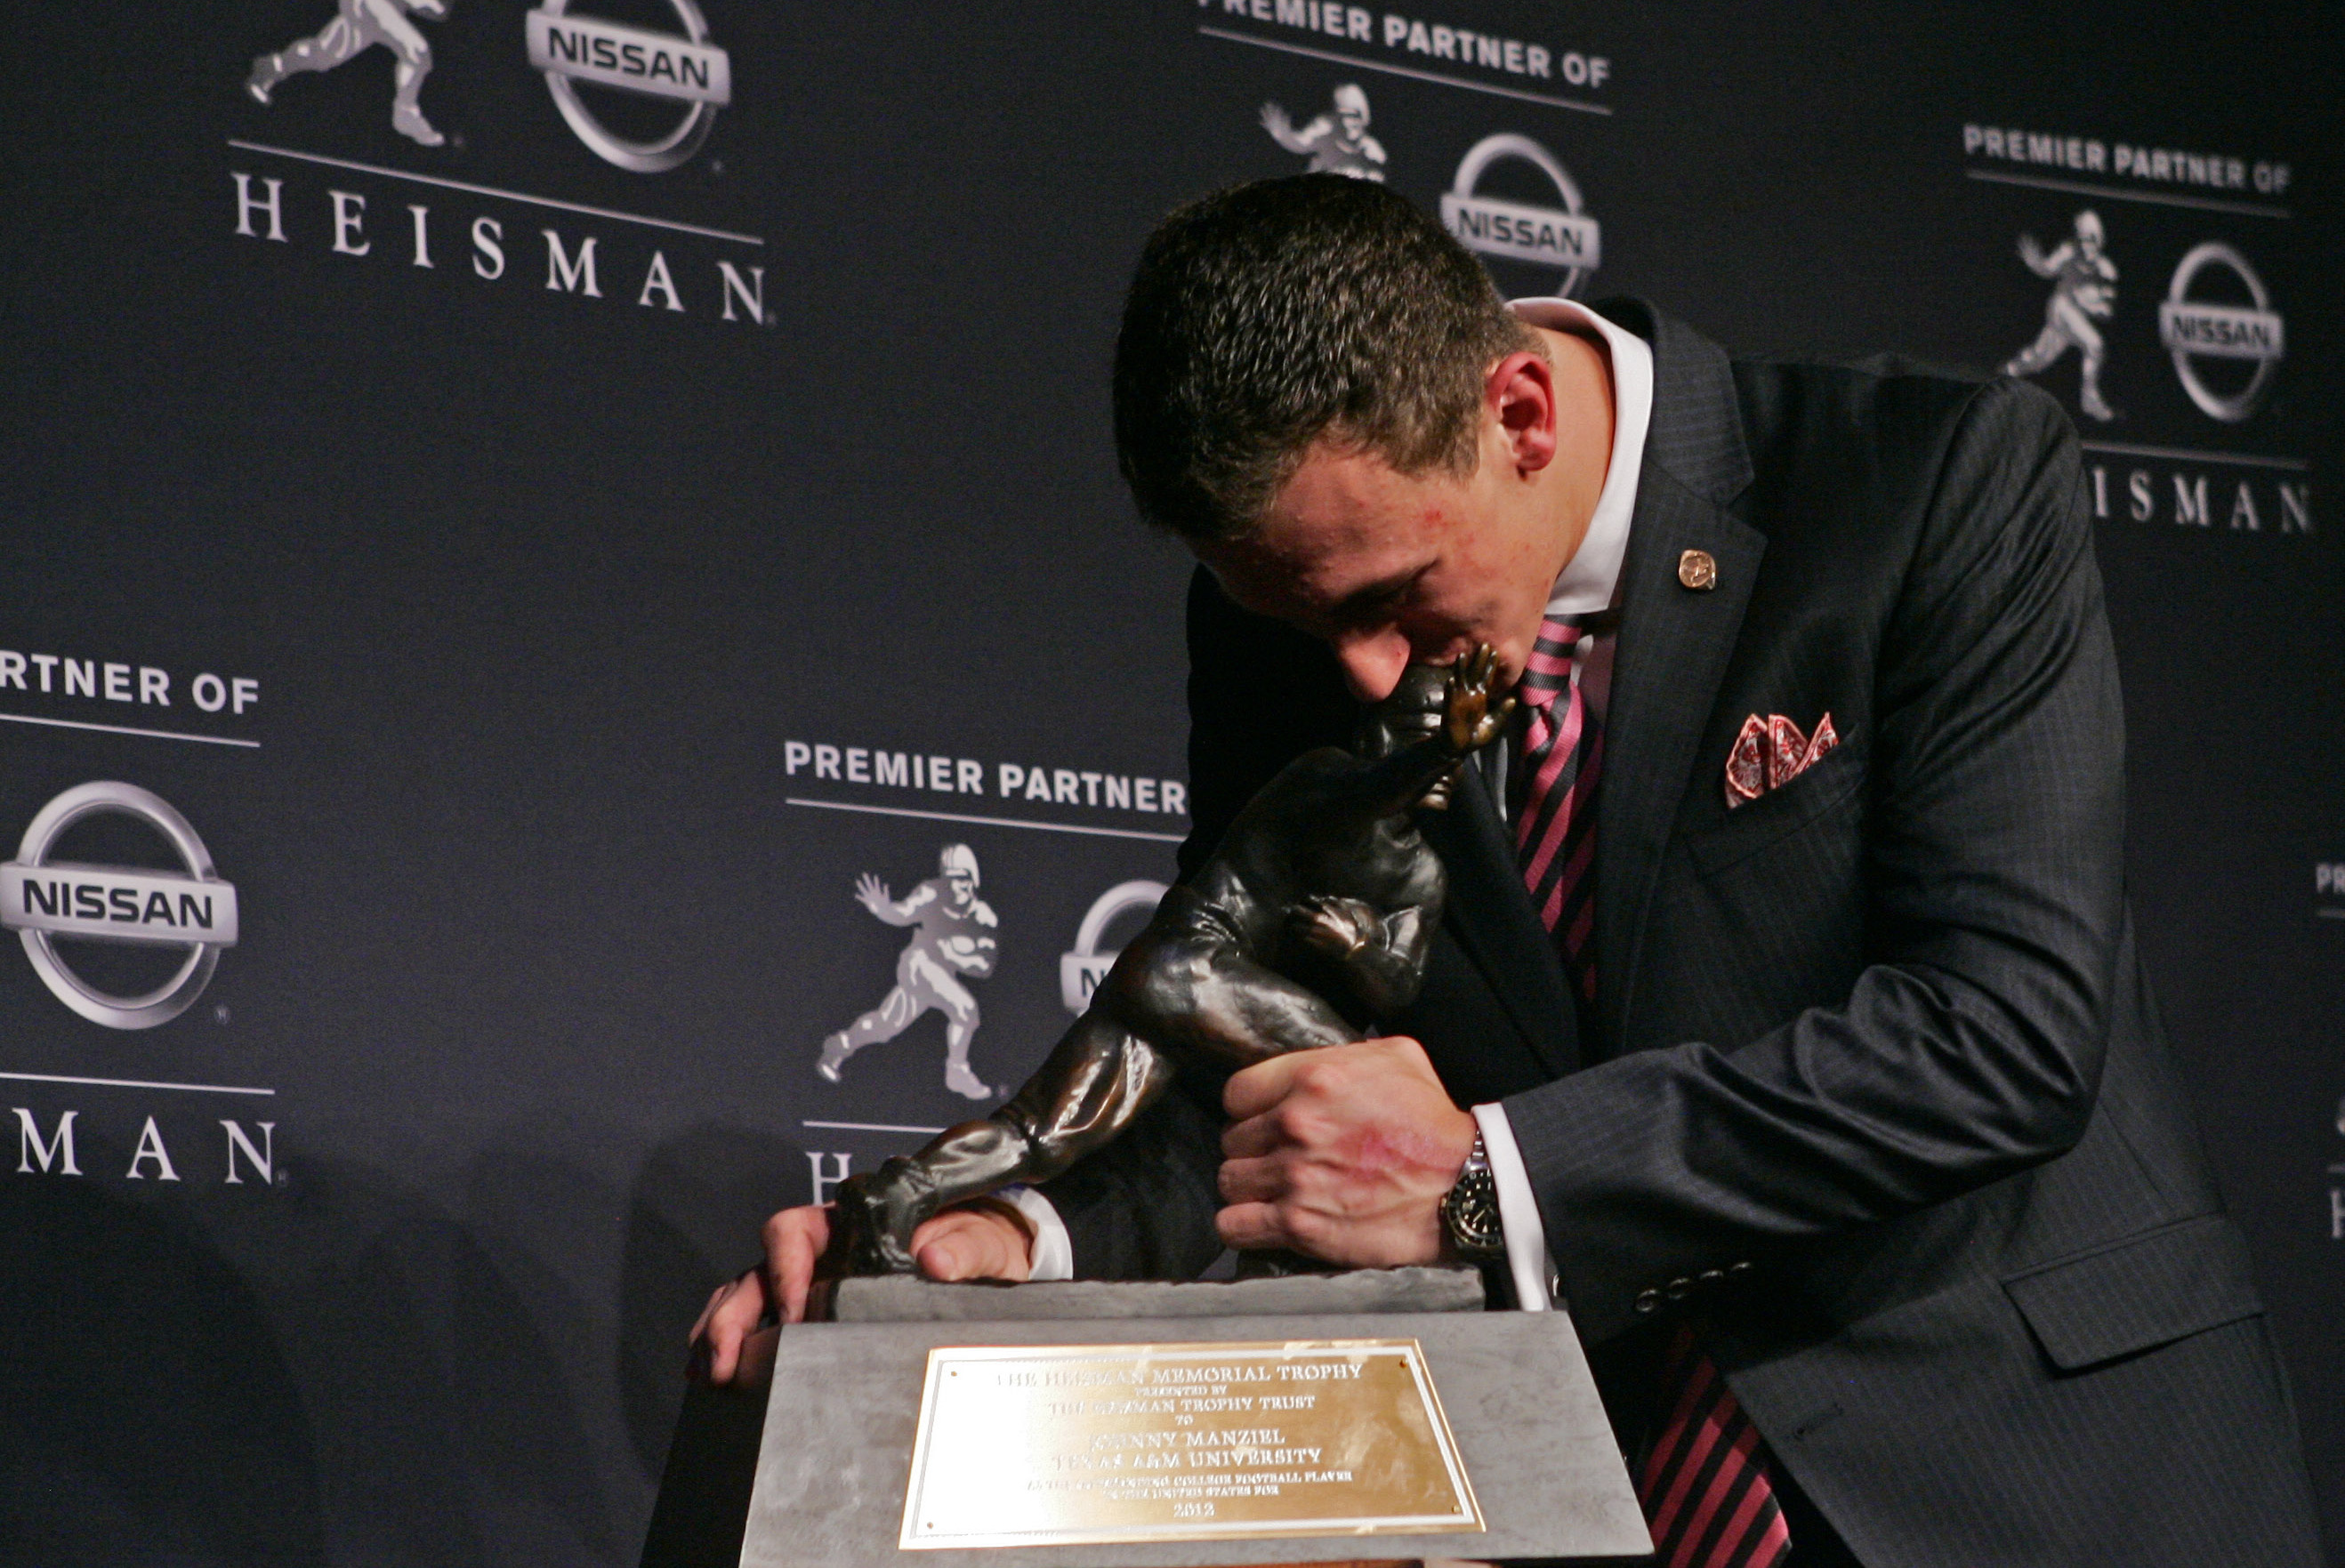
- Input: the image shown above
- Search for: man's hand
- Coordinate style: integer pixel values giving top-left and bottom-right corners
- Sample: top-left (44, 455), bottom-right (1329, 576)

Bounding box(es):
top-left (1215, 1038), bottom-right (1478, 1266)
top-left (689, 1201), bottom-right (1036, 1387)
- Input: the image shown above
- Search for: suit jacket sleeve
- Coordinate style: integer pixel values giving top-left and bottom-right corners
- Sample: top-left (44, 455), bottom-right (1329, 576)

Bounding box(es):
top-left (1511, 379), bottom-right (2130, 1344)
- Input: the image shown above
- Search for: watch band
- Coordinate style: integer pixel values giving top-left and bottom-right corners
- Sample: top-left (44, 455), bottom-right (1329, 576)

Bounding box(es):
top-left (1439, 1130), bottom-right (1506, 1260)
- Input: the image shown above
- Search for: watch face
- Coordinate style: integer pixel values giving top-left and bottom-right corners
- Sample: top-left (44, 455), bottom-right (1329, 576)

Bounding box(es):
top-left (1443, 1169), bottom-right (1504, 1257)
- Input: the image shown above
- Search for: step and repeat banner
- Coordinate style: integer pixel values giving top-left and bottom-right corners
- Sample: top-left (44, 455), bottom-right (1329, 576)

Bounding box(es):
top-left (3, 2), bottom-right (2337, 1562)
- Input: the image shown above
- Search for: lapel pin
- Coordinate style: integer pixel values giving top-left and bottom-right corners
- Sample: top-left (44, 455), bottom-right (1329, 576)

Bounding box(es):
top-left (1678, 549), bottom-right (1717, 591)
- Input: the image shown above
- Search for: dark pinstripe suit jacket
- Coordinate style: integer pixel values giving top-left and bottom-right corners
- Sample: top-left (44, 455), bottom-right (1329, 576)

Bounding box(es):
top-left (1038, 301), bottom-right (2325, 1567)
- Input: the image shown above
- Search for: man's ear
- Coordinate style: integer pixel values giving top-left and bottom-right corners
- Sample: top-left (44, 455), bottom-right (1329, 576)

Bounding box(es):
top-left (1486, 350), bottom-right (1558, 476)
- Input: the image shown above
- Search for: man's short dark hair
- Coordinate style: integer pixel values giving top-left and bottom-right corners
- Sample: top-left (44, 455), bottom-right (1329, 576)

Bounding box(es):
top-left (1112, 174), bottom-right (1535, 542)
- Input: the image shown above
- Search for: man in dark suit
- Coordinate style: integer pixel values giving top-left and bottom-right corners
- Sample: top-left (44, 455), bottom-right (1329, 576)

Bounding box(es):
top-left (694, 176), bottom-right (2322, 1567)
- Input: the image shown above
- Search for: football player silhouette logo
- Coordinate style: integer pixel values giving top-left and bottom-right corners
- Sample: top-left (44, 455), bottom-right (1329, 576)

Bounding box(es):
top-left (2004, 209), bottom-right (2119, 422)
top-left (247, 0), bottom-right (449, 148)
top-left (1260, 84), bottom-right (1387, 181)
top-left (818, 844), bottom-right (1000, 1101)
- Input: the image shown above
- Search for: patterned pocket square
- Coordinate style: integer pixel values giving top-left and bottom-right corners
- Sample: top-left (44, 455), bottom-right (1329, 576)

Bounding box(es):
top-left (1725, 712), bottom-right (1839, 808)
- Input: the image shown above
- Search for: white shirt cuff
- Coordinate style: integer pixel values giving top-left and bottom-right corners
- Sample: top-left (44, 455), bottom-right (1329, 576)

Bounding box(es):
top-left (1471, 1103), bottom-right (1556, 1312)
top-left (999, 1185), bottom-right (1075, 1282)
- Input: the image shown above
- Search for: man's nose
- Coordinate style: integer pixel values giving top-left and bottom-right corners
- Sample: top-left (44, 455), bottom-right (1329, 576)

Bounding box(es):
top-left (1334, 630), bottom-right (1413, 703)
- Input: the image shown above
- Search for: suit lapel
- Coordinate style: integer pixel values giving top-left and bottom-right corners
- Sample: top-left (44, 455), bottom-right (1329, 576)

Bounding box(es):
top-left (1591, 307), bottom-right (1764, 1047)
top-left (1419, 768), bottom-right (1579, 1079)
top-left (1413, 303), bottom-right (1764, 1076)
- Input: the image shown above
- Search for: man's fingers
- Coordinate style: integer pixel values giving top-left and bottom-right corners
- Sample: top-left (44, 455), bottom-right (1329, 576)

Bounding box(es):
top-left (773, 1244), bottom-right (813, 1326)
top-left (1223, 1049), bottom-right (1315, 1122)
top-left (709, 1282), bottom-right (764, 1383)
top-left (1219, 1138), bottom-right (1294, 1200)
top-left (1215, 1201), bottom-right (1290, 1253)
top-left (763, 1205), bottom-right (832, 1326)
top-left (912, 1209), bottom-right (1033, 1283)
top-left (1213, 1036), bottom-right (1464, 1271)
top-left (1216, 1153), bottom-right (1285, 1204)
top-left (915, 1226), bottom-right (1001, 1282)
top-left (1221, 1201), bottom-right (1337, 1259)
top-left (691, 1269), bottom-right (770, 1387)
top-left (687, 1281), bottom-right (733, 1383)
top-left (1221, 1111), bottom-right (1285, 1160)
top-left (691, 1279), bottom-right (780, 1390)
top-left (700, 1199), bottom-right (839, 1387)
top-left (689, 1275), bottom-right (751, 1354)
top-left (735, 1325), bottom-right (779, 1388)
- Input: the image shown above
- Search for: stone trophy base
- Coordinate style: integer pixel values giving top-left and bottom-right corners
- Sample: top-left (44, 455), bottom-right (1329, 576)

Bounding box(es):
top-left (719, 1268), bottom-right (1648, 1568)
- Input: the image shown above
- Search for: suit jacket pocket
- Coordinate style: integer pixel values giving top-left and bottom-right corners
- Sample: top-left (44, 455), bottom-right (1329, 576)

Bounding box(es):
top-left (2002, 1213), bottom-right (2265, 1371)
top-left (1687, 739), bottom-right (1866, 879)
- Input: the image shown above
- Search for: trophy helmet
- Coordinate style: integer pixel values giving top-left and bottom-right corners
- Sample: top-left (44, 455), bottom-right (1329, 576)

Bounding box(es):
top-left (1358, 657), bottom-right (1477, 809)
top-left (938, 843), bottom-right (980, 888)
top-left (2075, 209), bottom-right (2104, 245)
top-left (1333, 83), bottom-right (1370, 120)
top-left (1358, 660), bottom-right (1448, 759)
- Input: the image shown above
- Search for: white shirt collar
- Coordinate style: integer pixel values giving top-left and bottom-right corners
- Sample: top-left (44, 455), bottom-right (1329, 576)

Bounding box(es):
top-left (1507, 297), bottom-right (1654, 616)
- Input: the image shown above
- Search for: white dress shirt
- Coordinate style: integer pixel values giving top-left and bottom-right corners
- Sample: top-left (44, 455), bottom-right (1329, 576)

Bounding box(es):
top-left (1016, 298), bottom-right (1655, 1309)
top-left (1472, 296), bottom-right (1652, 1311)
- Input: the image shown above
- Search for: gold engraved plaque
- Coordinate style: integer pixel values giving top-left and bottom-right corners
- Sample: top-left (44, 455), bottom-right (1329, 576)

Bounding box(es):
top-left (899, 1338), bottom-right (1483, 1549)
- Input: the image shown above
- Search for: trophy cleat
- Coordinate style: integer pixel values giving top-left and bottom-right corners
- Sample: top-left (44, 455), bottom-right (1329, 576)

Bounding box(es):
top-left (246, 57), bottom-right (280, 105)
top-left (944, 1062), bottom-right (992, 1100)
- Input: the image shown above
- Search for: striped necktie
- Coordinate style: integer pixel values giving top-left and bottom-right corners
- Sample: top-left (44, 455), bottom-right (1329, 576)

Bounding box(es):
top-left (1512, 614), bottom-right (1604, 1002)
top-left (1511, 613), bottom-right (1791, 1568)
top-left (1639, 1327), bottom-right (1791, 1566)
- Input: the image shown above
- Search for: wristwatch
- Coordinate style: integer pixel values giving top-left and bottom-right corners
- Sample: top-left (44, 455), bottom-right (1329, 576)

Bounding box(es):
top-left (1439, 1130), bottom-right (1506, 1261)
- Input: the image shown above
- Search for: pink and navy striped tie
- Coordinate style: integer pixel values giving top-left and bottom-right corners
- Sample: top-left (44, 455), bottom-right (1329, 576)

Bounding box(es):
top-left (1512, 614), bottom-right (1605, 1002)
top-left (1512, 613), bottom-right (1791, 1568)
top-left (1638, 1326), bottom-right (1791, 1566)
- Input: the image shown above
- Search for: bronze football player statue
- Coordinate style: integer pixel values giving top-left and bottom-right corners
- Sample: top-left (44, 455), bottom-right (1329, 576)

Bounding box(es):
top-left (828, 645), bottom-right (1514, 1275)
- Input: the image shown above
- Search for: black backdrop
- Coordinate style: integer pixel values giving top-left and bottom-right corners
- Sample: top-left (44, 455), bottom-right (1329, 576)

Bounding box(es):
top-left (2, 2), bottom-right (2337, 1562)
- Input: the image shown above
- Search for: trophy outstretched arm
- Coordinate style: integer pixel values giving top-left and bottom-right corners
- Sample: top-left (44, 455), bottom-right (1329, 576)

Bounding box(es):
top-left (1350, 643), bottom-right (1515, 817)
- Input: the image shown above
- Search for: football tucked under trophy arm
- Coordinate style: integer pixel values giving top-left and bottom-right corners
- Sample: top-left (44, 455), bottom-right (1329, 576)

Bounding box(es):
top-left (826, 647), bottom-right (1516, 1276)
